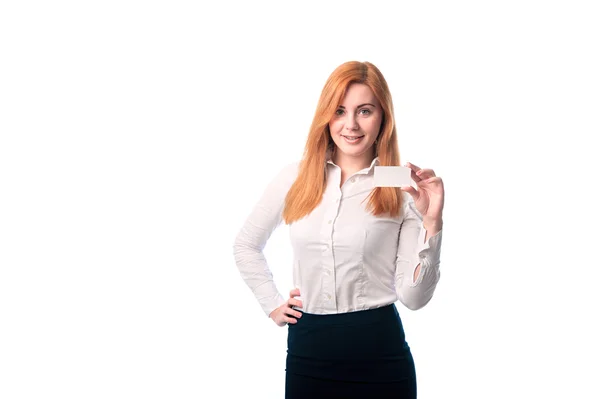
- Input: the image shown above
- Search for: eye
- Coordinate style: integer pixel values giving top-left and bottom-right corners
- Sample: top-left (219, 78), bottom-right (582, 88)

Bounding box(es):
top-left (335, 109), bottom-right (345, 116)
top-left (359, 108), bottom-right (371, 115)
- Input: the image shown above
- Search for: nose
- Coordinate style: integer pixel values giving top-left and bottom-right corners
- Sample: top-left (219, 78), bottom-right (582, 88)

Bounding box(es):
top-left (345, 114), bottom-right (358, 131)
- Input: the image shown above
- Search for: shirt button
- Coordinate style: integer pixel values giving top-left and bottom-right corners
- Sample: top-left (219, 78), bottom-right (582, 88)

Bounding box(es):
top-left (324, 293), bottom-right (331, 300)
top-left (350, 177), bottom-right (356, 183)
top-left (327, 220), bottom-right (332, 224)
top-left (324, 270), bottom-right (330, 276)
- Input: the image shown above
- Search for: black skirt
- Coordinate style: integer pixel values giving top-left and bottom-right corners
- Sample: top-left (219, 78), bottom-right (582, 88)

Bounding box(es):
top-left (285, 303), bottom-right (417, 399)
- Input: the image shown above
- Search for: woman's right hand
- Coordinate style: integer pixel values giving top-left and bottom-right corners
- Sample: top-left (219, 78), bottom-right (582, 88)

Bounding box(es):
top-left (269, 288), bottom-right (303, 327)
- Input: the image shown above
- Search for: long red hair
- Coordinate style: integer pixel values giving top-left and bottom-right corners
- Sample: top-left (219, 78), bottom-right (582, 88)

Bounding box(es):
top-left (282, 61), bottom-right (404, 224)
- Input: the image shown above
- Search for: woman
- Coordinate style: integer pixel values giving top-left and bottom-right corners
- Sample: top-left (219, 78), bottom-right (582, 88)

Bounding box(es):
top-left (233, 61), bottom-right (444, 398)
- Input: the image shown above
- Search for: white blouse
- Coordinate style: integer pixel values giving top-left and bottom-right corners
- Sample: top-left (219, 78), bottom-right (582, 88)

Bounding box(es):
top-left (233, 156), bottom-right (443, 317)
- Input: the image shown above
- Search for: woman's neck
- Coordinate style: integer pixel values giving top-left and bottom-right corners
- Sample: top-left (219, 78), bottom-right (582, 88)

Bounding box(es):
top-left (331, 147), bottom-right (376, 182)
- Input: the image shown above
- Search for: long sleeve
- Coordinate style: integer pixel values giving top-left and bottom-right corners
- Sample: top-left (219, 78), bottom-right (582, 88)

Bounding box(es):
top-left (233, 162), bottom-right (299, 317)
top-left (394, 193), bottom-right (443, 310)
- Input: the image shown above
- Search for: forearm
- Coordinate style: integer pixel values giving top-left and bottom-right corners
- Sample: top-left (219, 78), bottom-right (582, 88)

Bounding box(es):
top-left (413, 216), bottom-right (443, 282)
top-left (233, 238), bottom-right (286, 317)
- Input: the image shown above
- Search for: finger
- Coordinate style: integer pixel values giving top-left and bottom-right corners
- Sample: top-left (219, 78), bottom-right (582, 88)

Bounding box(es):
top-left (284, 307), bottom-right (303, 319)
top-left (400, 185), bottom-right (418, 199)
top-left (287, 298), bottom-right (303, 308)
top-left (418, 176), bottom-right (443, 188)
top-left (405, 161), bottom-right (422, 172)
top-left (404, 162), bottom-right (423, 183)
top-left (416, 168), bottom-right (436, 179)
top-left (284, 316), bottom-right (298, 324)
top-left (289, 288), bottom-right (301, 297)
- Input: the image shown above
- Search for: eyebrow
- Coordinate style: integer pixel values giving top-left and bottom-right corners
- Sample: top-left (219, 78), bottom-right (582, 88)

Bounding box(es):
top-left (338, 103), bottom-right (376, 109)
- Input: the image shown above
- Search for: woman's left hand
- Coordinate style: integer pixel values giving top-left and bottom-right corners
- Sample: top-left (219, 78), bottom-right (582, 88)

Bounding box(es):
top-left (401, 162), bottom-right (445, 221)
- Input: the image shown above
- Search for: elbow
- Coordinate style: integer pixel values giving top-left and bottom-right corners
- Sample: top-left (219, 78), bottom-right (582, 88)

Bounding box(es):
top-left (397, 265), bottom-right (440, 310)
top-left (401, 295), bottom-right (432, 311)
top-left (232, 233), bottom-right (261, 269)
top-left (232, 236), bottom-right (243, 254)
top-left (232, 226), bottom-right (262, 254)
top-left (397, 286), bottom-right (436, 311)
top-left (232, 229), bottom-right (250, 256)
top-left (232, 233), bottom-right (246, 265)
top-left (232, 239), bottom-right (249, 266)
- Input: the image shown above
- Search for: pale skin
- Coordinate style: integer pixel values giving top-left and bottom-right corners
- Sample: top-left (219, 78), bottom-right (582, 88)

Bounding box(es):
top-left (269, 83), bottom-right (445, 325)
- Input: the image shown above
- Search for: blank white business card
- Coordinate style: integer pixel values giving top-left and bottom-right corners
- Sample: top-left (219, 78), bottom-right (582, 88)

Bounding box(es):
top-left (374, 166), bottom-right (412, 187)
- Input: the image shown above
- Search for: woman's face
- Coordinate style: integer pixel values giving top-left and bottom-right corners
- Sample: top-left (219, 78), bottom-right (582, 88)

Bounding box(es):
top-left (329, 83), bottom-right (383, 161)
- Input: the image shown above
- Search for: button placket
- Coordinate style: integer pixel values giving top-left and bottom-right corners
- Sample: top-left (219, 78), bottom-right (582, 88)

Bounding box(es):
top-left (321, 194), bottom-right (338, 312)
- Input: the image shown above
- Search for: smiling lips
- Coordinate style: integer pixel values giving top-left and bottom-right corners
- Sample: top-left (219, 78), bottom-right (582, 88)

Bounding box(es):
top-left (342, 135), bottom-right (365, 144)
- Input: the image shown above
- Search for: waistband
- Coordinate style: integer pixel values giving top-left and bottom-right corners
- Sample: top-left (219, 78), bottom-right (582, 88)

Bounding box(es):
top-left (292, 303), bottom-right (399, 326)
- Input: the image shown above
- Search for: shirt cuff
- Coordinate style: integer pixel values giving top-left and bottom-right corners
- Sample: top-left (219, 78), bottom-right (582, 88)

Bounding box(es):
top-left (411, 224), bottom-right (443, 285)
top-left (262, 293), bottom-right (287, 318)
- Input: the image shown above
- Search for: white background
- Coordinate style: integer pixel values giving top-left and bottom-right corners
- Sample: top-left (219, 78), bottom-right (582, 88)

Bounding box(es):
top-left (1, 1), bottom-right (599, 398)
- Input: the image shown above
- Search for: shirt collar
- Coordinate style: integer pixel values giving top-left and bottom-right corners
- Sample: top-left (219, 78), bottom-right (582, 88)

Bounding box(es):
top-left (326, 147), bottom-right (380, 174)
